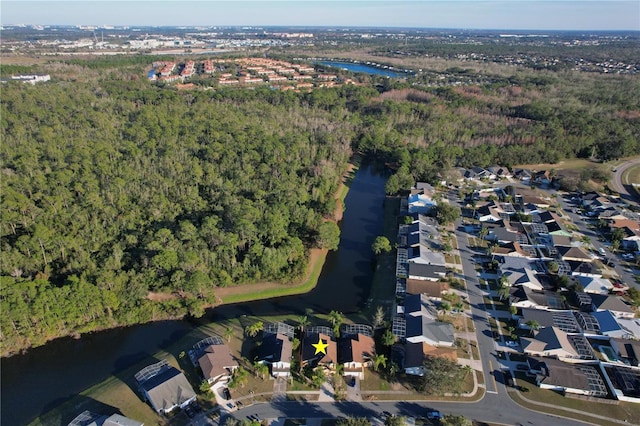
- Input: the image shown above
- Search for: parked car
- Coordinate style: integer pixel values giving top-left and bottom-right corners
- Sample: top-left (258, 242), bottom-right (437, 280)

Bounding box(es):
top-left (427, 411), bottom-right (442, 420)
top-left (223, 387), bottom-right (232, 400)
top-left (502, 369), bottom-right (514, 387)
top-left (184, 404), bottom-right (195, 418)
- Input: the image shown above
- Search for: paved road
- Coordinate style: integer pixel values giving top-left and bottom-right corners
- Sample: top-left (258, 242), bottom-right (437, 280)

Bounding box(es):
top-left (555, 195), bottom-right (639, 291)
top-left (222, 190), bottom-right (593, 426)
top-left (220, 189), bottom-right (638, 426)
top-left (610, 158), bottom-right (640, 205)
top-left (227, 399), bottom-right (590, 426)
top-left (447, 190), bottom-right (501, 396)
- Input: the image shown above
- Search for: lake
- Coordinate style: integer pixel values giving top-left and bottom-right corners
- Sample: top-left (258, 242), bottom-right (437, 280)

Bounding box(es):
top-left (317, 61), bottom-right (412, 78)
top-left (1, 162), bottom-right (387, 426)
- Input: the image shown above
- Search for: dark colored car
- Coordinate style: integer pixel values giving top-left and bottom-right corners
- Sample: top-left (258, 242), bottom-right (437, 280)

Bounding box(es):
top-left (223, 387), bottom-right (232, 400)
top-left (502, 369), bottom-right (514, 387)
top-left (184, 404), bottom-right (195, 418)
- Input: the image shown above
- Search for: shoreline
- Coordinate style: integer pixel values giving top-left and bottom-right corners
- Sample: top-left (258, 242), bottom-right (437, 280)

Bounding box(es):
top-left (213, 159), bottom-right (359, 305)
top-left (3, 159), bottom-right (359, 359)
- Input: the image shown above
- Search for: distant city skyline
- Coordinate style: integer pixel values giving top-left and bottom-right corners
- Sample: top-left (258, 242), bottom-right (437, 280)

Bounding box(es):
top-left (2, 1), bottom-right (639, 31)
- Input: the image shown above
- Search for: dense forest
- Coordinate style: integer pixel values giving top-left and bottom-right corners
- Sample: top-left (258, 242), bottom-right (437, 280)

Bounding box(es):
top-left (1, 56), bottom-right (639, 356)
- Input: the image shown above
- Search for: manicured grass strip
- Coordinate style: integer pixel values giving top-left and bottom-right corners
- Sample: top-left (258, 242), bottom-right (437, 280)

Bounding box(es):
top-left (621, 164), bottom-right (640, 200)
top-left (510, 373), bottom-right (640, 425)
top-left (220, 161), bottom-right (360, 305)
top-left (220, 250), bottom-right (328, 304)
top-left (508, 390), bottom-right (627, 426)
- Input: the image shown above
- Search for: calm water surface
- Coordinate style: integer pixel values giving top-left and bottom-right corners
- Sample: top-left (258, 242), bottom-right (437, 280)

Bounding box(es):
top-left (318, 61), bottom-right (411, 78)
top-left (1, 163), bottom-right (387, 425)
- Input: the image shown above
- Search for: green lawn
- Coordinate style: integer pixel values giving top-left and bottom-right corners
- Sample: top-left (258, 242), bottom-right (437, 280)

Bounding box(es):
top-left (220, 253), bottom-right (328, 305)
top-left (363, 196), bottom-right (401, 321)
top-left (511, 373), bottom-right (640, 425)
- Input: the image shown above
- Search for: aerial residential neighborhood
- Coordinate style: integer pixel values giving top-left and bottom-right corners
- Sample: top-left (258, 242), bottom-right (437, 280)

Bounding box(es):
top-left (53, 167), bottom-right (640, 426)
top-left (2, 3), bottom-right (640, 425)
top-left (146, 57), bottom-right (357, 90)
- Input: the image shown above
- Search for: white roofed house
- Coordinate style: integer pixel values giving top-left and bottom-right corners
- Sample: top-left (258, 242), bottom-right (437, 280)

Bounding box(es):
top-left (520, 326), bottom-right (594, 362)
top-left (487, 165), bottom-right (512, 179)
top-left (395, 293), bottom-right (456, 348)
top-left (67, 411), bottom-right (144, 426)
top-left (406, 245), bottom-right (446, 266)
top-left (575, 276), bottom-right (613, 295)
top-left (405, 316), bottom-right (455, 347)
top-left (509, 286), bottom-right (565, 310)
top-left (590, 294), bottom-right (635, 319)
top-left (408, 192), bottom-right (437, 215)
top-left (135, 361), bottom-right (196, 415)
top-left (502, 267), bottom-right (543, 290)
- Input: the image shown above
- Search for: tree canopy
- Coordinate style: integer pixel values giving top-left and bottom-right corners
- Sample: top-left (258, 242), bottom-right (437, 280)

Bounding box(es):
top-left (371, 236), bottom-right (392, 255)
top-left (2, 54), bottom-right (639, 355)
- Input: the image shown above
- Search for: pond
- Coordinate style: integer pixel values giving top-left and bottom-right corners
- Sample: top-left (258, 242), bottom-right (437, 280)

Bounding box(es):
top-left (317, 61), bottom-right (412, 78)
top-left (1, 162), bottom-right (388, 425)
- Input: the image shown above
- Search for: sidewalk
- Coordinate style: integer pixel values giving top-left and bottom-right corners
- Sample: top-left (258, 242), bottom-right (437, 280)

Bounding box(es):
top-left (317, 381), bottom-right (335, 402)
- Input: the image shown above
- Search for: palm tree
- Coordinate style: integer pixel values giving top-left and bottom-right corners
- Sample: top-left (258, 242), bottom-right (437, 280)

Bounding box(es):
top-left (382, 329), bottom-right (396, 347)
top-left (229, 366), bottom-right (249, 388)
top-left (486, 242), bottom-right (498, 257)
top-left (499, 274), bottom-right (509, 288)
top-left (478, 226), bottom-right (488, 240)
top-left (244, 321), bottom-right (264, 337)
top-left (454, 301), bottom-right (464, 314)
top-left (253, 361), bottom-right (269, 380)
top-left (372, 353), bottom-right (387, 372)
top-left (387, 361), bottom-right (399, 380)
top-left (328, 310), bottom-right (344, 328)
top-left (297, 315), bottom-right (310, 333)
top-left (439, 301), bottom-right (452, 320)
top-left (498, 285), bottom-right (510, 301)
top-left (372, 306), bottom-right (385, 329)
top-left (329, 310), bottom-right (344, 336)
top-left (525, 320), bottom-right (540, 336)
top-left (223, 326), bottom-right (233, 342)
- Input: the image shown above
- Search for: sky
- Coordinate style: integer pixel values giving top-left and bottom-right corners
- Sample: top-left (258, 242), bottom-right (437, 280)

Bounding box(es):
top-left (2, 1), bottom-right (639, 31)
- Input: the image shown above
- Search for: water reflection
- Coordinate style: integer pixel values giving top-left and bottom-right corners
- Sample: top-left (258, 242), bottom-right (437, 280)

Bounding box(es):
top-left (1, 162), bottom-right (387, 425)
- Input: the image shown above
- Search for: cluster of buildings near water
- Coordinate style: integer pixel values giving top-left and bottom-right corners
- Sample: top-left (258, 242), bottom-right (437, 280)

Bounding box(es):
top-left (147, 57), bottom-right (357, 90)
top-left (64, 169), bottom-right (640, 424)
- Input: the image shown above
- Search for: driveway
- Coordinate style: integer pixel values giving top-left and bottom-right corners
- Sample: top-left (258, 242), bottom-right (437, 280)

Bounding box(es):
top-left (272, 377), bottom-right (287, 402)
top-left (345, 376), bottom-right (363, 401)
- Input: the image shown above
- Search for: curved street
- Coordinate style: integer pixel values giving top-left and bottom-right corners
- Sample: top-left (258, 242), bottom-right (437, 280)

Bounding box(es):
top-left (610, 157), bottom-right (640, 205)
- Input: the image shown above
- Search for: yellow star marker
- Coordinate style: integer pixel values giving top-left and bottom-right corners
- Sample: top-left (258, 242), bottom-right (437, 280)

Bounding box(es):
top-left (312, 337), bottom-right (328, 355)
